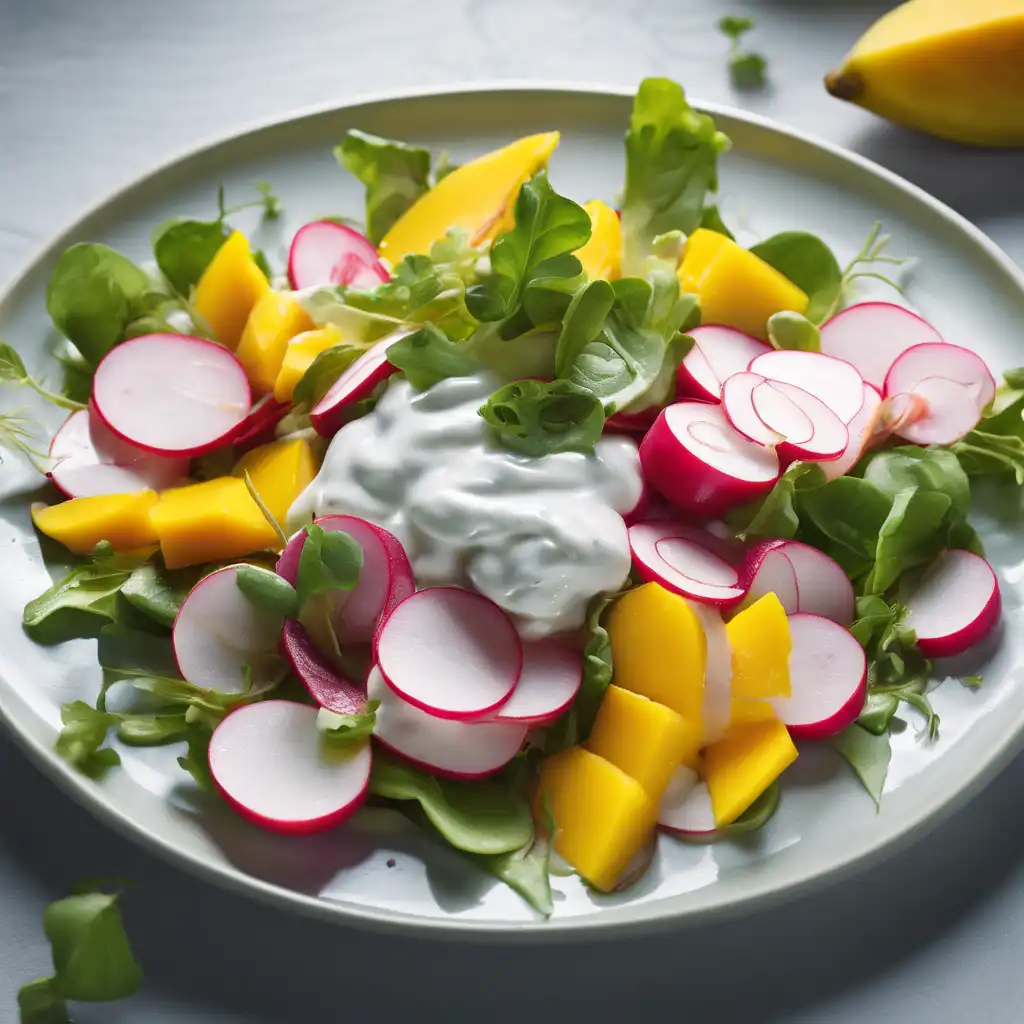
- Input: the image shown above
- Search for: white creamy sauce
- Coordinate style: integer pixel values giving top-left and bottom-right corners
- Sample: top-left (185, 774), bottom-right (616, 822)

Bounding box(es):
top-left (287, 375), bottom-right (643, 638)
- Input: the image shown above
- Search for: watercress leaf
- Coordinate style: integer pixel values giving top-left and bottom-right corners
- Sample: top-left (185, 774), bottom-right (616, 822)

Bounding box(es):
top-left (291, 343), bottom-right (366, 406)
top-left (295, 523), bottom-right (363, 609)
top-left (857, 691), bottom-right (898, 734)
top-left (0, 339), bottom-right (28, 381)
top-left (860, 445), bottom-right (972, 520)
top-left (699, 203), bottom-right (735, 240)
top-left (17, 976), bottom-right (68, 1023)
top-left (116, 713), bottom-right (190, 746)
top-left (152, 218), bottom-right (229, 295)
top-left (864, 487), bottom-right (952, 595)
top-left (727, 461), bottom-right (826, 541)
top-left (727, 779), bottom-right (780, 833)
top-left (718, 14), bottom-right (753, 39)
top-left (749, 232), bottom-right (842, 325)
top-left (98, 624), bottom-right (180, 680)
top-left (849, 595), bottom-right (932, 692)
top-left (255, 182), bottom-right (282, 220)
top-left (477, 828), bottom-right (554, 917)
top-left (799, 475), bottom-right (892, 565)
top-left (954, 429), bottom-right (1024, 484)
top-left (176, 723), bottom-right (215, 792)
top-left (54, 701), bottom-right (121, 778)
top-left (767, 310), bottom-right (821, 352)
top-left (963, 674), bottom-right (984, 689)
top-left (119, 563), bottom-right (196, 629)
top-left (1003, 366), bottom-right (1024, 390)
top-left (554, 279), bottom-right (616, 378)
top-left (386, 323), bottom-right (477, 390)
top-left (831, 723), bottom-right (890, 808)
top-left (729, 51), bottom-right (768, 91)
top-left (317, 703), bottom-right (378, 750)
top-left (235, 564), bottom-right (298, 619)
top-left (59, 352), bottom-right (94, 406)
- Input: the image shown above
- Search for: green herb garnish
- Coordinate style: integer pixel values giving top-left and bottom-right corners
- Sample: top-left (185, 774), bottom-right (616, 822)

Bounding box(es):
top-left (718, 16), bottom-right (768, 91)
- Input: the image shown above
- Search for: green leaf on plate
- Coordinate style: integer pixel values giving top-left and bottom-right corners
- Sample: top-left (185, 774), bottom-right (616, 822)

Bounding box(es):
top-left (386, 323), bottom-right (478, 391)
top-left (831, 723), bottom-right (891, 809)
top-left (749, 231), bottom-right (842, 325)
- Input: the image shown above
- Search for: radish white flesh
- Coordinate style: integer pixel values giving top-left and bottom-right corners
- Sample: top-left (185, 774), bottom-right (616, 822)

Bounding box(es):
top-left (754, 380), bottom-right (848, 462)
top-left (780, 542), bottom-right (855, 626)
top-left (884, 342), bottom-right (996, 413)
top-left (819, 302), bottom-right (945, 390)
top-left (173, 565), bottom-right (284, 693)
top-left (310, 338), bottom-right (396, 437)
top-left (492, 640), bottom-right (582, 724)
top-left (209, 701), bottom-right (371, 835)
top-left (722, 372), bottom-right (791, 447)
top-left (280, 620), bottom-right (366, 715)
top-left (887, 377), bottom-right (982, 445)
top-left (823, 383), bottom-right (882, 481)
top-left (771, 613), bottom-right (867, 740)
top-left (287, 220), bottom-right (389, 291)
top-left (48, 408), bottom-right (188, 498)
top-left (92, 333), bottom-right (251, 456)
top-left (904, 550), bottom-right (1001, 658)
top-left (231, 395), bottom-right (290, 454)
top-left (639, 402), bottom-right (780, 519)
top-left (629, 520), bottom-right (746, 606)
top-left (676, 326), bottom-right (772, 402)
top-left (375, 587), bottom-right (522, 720)
top-left (658, 768), bottom-right (717, 836)
top-left (737, 541), bottom-right (800, 615)
top-left (368, 666), bottom-right (527, 779)
top-left (748, 349), bottom-right (865, 424)
top-left (689, 602), bottom-right (732, 745)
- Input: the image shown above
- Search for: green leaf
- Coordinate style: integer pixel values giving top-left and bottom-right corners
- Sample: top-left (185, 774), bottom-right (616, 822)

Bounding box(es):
top-left (865, 487), bottom-right (952, 595)
top-left (553, 279), bottom-right (616, 377)
top-left (386, 323), bottom-right (478, 390)
top-left (729, 51), bottom-right (768, 91)
top-left (119, 563), bottom-right (195, 629)
top-left (954, 429), bottom-right (1024, 483)
top-left (728, 779), bottom-right (780, 833)
top-left (857, 691), bottom-right (899, 734)
top-left (861, 445), bottom-right (972, 520)
top-left (849, 594), bottom-right (933, 695)
top-left (17, 977), bottom-right (68, 1024)
top-left (749, 232), bottom-right (842, 325)
top-left (317, 703), bottom-right (378, 751)
top-left (116, 713), bottom-right (190, 746)
top-left (699, 203), bottom-right (735, 240)
top-left (291, 343), bottom-right (366, 406)
top-left (718, 14), bottom-right (753, 39)
top-left (477, 827), bottom-right (554, 916)
top-left (295, 523), bottom-right (363, 610)
top-left (0, 339), bottom-right (28, 380)
top-left (255, 181), bottom-right (282, 220)
top-left (152, 218), bottom-right (229, 295)
top-left (767, 310), bottom-right (820, 352)
top-left (831, 724), bottom-right (891, 808)
top-left (235, 564), bottom-right (298, 619)
top-left (727, 461), bottom-right (827, 541)
top-left (963, 674), bottom-right (984, 690)
top-left (176, 722), bottom-right (215, 792)
top-left (54, 701), bottom-right (121, 778)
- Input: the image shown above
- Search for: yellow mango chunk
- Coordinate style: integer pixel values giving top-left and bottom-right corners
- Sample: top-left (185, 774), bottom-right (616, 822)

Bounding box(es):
top-left (32, 492), bottom-right (159, 555)
top-left (235, 291), bottom-right (314, 393)
top-left (575, 200), bottom-right (622, 281)
top-left (729, 698), bottom-right (778, 727)
top-left (194, 231), bottom-right (271, 350)
top-left (726, 593), bottom-right (792, 701)
top-left (586, 686), bottom-right (699, 799)
top-left (151, 477), bottom-right (280, 569)
top-left (536, 747), bottom-right (655, 892)
top-left (273, 325), bottom-right (343, 403)
top-left (678, 227), bottom-right (730, 292)
top-left (233, 438), bottom-right (318, 527)
top-left (607, 583), bottom-right (705, 723)
top-left (378, 132), bottom-right (561, 264)
top-left (704, 718), bottom-right (798, 827)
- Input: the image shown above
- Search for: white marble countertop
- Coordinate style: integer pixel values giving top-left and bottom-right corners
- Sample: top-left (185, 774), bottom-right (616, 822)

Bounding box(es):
top-left (4, 0), bottom-right (1024, 1020)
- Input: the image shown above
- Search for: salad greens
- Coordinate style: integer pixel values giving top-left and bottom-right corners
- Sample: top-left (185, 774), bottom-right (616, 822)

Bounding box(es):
top-left (386, 323), bottom-right (478, 390)
top-left (718, 16), bottom-right (769, 91)
top-left (0, 342), bottom-right (85, 411)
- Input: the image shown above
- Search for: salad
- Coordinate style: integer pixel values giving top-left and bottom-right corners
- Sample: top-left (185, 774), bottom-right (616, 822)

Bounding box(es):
top-left (3, 77), bottom-right (1017, 917)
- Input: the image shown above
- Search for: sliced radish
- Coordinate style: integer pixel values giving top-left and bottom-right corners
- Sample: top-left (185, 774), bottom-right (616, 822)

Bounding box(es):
top-left (309, 338), bottom-right (396, 437)
top-left (689, 601), bottom-right (732, 745)
top-left (287, 220), bottom-right (389, 291)
top-left (883, 341), bottom-right (996, 414)
top-left (819, 302), bottom-right (945, 389)
top-left (367, 666), bottom-right (527, 779)
top-left (722, 372), bottom-right (791, 447)
top-left (771, 613), bottom-right (867, 740)
top-left (904, 550), bottom-right (1001, 658)
top-left (629, 520), bottom-right (746, 607)
top-left (92, 333), bottom-right (251, 457)
top-left (48, 408), bottom-right (188, 498)
top-left (823, 383), bottom-right (883, 481)
top-left (753, 380), bottom-right (847, 462)
top-left (737, 541), bottom-right (800, 615)
top-left (886, 376), bottom-right (983, 445)
top-left (676, 326), bottom-right (771, 403)
top-left (231, 395), bottom-right (291, 453)
top-left (780, 542), bottom-right (855, 627)
top-left (639, 402), bottom-right (780, 519)
top-left (280, 620), bottom-right (366, 715)
top-left (375, 587), bottom-right (522, 721)
top-left (604, 407), bottom-right (660, 434)
top-left (658, 768), bottom-right (717, 837)
top-left (208, 700), bottom-right (371, 835)
top-left (173, 565), bottom-right (284, 693)
top-left (748, 349), bottom-right (865, 424)
top-left (492, 639), bottom-right (582, 724)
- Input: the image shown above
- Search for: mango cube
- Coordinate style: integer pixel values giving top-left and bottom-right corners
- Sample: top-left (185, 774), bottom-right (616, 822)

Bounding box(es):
top-left (232, 438), bottom-right (318, 527)
top-left (32, 492), bottom-right (159, 555)
top-left (575, 200), bottom-right (622, 281)
top-left (273, 326), bottom-right (343, 403)
top-left (236, 291), bottom-right (314, 393)
top-left (194, 231), bottom-right (270, 349)
top-left (536, 746), bottom-right (655, 892)
top-left (726, 592), bottom-right (792, 701)
top-left (678, 227), bottom-right (730, 293)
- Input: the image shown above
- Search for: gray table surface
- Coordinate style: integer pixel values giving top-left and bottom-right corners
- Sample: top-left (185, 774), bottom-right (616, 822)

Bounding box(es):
top-left (4, 0), bottom-right (1024, 1020)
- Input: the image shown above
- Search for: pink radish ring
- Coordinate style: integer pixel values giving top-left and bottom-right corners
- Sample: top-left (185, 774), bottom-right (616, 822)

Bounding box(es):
top-left (310, 338), bottom-right (397, 438)
top-left (288, 220), bottom-right (389, 291)
top-left (676, 326), bottom-right (771, 403)
top-left (491, 639), bottom-right (583, 725)
top-left (280, 620), bottom-right (367, 715)
top-left (748, 349), bottom-right (866, 424)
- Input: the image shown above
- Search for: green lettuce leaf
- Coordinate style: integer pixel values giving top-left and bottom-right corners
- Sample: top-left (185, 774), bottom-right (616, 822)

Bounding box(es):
top-left (386, 323), bottom-right (478, 390)
top-left (749, 232), bottom-right (842, 324)
top-left (54, 700), bottom-right (121, 778)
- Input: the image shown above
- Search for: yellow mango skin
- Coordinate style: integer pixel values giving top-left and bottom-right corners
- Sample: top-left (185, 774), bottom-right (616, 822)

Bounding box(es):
top-left (378, 132), bottom-right (561, 264)
top-left (32, 492), bottom-right (159, 555)
top-left (704, 718), bottom-right (798, 827)
top-left (194, 231), bottom-right (271, 350)
top-left (607, 583), bottom-right (705, 723)
top-left (151, 477), bottom-right (280, 569)
top-left (826, 0), bottom-right (1024, 147)
top-left (236, 291), bottom-right (314, 393)
top-left (586, 686), bottom-right (698, 799)
top-left (725, 593), bottom-right (792, 701)
top-left (232, 438), bottom-right (318, 527)
top-left (575, 200), bottom-right (622, 282)
top-left (536, 747), bottom-right (655, 892)
top-left (678, 228), bottom-right (730, 293)
top-left (273, 326), bottom-right (343, 403)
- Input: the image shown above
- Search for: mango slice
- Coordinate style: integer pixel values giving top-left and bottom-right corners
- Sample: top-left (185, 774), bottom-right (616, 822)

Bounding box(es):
top-left (194, 231), bottom-right (271, 350)
top-left (232, 438), bottom-right (318, 527)
top-left (536, 746), bottom-right (655, 892)
top-left (273, 325), bottom-right (343, 403)
top-left (704, 718), bottom-right (798, 827)
top-left (726, 592), bottom-right (792, 700)
top-left (575, 200), bottom-right (622, 281)
top-left (32, 492), bottom-right (159, 555)
top-left (235, 291), bottom-right (314, 393)
top-left (378, 132), bottom-right (561, 264)
top-left (150, 477), bottom-right (280, 569)
top-left (678, 227), bottom-right (730, 293)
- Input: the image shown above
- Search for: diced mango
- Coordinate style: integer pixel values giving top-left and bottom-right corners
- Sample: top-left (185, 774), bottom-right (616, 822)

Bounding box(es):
top-left (678, 227), bottom-right (731, 292)
top-left (194, 231), bottom-right (271, 350)
top-left (575, 200), bottom-right (622, 281)
top-left (704, 718), bottom-right (798, 827)
top-left (725, 592), bottom-right (792, 701)
top-left (607, 583), bottom-right (705, 724)
top-left (536, 746), bottom-right (655, 892)
top-left (586, 685), bottom-right (699, 798)
top-left (273, 325), bottom-right (343, 403)
top-left (32, 492), bottom-right (159, 555)
top-left (232, 438), bottom-right (318, 527)
top-left (378, 132), bottom-right (561, 264)
top-left (729, 698), bottom-right (778, 726)
top-left (150, 477), bottom-right (280, 569)
top-left (235, 291), bottom-right (314, 393)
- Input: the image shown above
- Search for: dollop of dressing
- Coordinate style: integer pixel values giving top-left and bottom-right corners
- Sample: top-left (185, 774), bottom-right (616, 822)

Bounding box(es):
top-left (287, 376), bottom-right (643, 638)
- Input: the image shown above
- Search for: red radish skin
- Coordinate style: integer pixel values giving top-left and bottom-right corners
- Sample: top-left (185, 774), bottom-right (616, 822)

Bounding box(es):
top-left (904, 550), bottom-right (1001, 659)
top-left (375, 587), bottom-right (522, 721)
top-left (208, 700), bottom-right (371, 835)
top-left (689, 601), bottom-right (732, 745)
top-left (288, 220), bottom-right (389, 291)
top-left (722, 372), bottom-right (790, 447)
top-left (280, 619), bottom-right (367, 714)
top-left (778, 542), bottom-right (855, 626)
top-left (310, 339), bottom-right (397, 437)
top-left (639, 402), bottom-right (780, 519)
top-left (884, 341), bottom-right (996, 413)
top-left (604, 408), bottom-right (660, 434)
top-left (770, 613), bottom-right (867, 740)
top-left (492, 640), bottom-right (583, 724)
top-left (823, 383), bottom-right (883, 481)
top-left (676, 326), bottom-right (771, 403)
top-left (748, 349), bottom-right (866, 424)
top-left (737, 541), bottom-right (800, 615)
top-left (230, 395), bottom-right (291, 453)
top-left (92, 333), bottom-right (251, 457)
top-left (658, 768), bottom-right (718, 838)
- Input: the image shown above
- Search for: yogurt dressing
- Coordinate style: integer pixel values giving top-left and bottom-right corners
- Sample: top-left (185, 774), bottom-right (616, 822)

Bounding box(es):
top-left (287, 375), bottom-right (643, 638)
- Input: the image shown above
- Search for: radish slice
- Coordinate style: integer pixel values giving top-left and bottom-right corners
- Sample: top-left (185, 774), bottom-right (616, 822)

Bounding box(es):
top-left (748, 349), bottom-right (865, 424)
top-left (92, 333), bottom-right (251, 457)
top-left (823, 383), bottom-right (883, 481)
top-left (288, 220), bottom-right (389, 291)
top-left (492, 640), bottom-right (583, 724)
top-left (887, 377), bottom-right (982, 445)
top-left (819, 302), bottom-right (945, 389)
top-left (904, 550), bottom-right (1001, 658)
top-left (48, 408), bottom-right (188, 498)
top-left (780, 542), bottom-right (855, 626)
top-left (208, 700), bottom-right (371, 835)
top-left (280, 620), bottom-right (366, 714)
top-left (639, 402), bottom-right (780, 519)
top-left (754, 380), bottom-right (847, 462)
top-left (629, 520), bottom-right (746, 606)
top-left (231, 395), bottom-right (290, 453)
top-left (375, 587), bottom-right (522, 720)
top-left (722, 372), bottom-right (791, 447)
top-left (310, 338), bottom-right (397, 438)
top-left (737, 541), bottom-right (800, 615)
top-left (771, 613), bottom-right (867, 740)
top-left (676, 326), bottom-right (771, 402)
top-left (689, 601), bottom-right (732, 745)
top-left (883, 341), bottom-right (996, 413)
top-left (658, 768), bottom-right (717, 836)
top-left (368, 666), bottom-right (527, 779)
